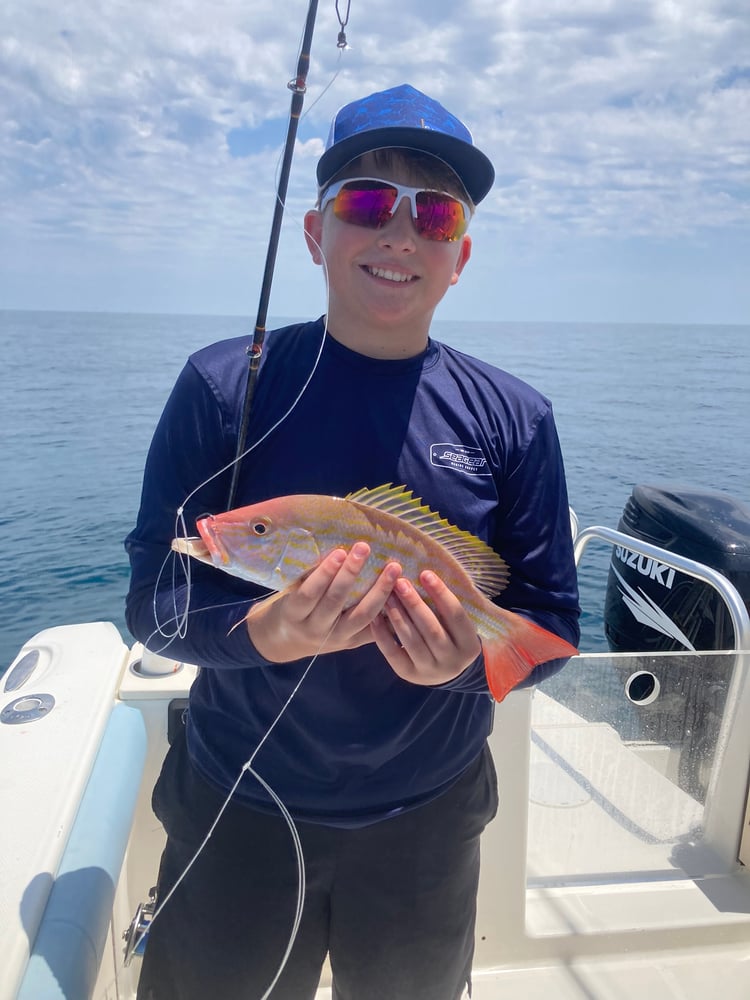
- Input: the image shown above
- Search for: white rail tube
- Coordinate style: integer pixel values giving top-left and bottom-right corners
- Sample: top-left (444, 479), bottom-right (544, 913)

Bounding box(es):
top-left (574, 525), bottom-right (750, 867)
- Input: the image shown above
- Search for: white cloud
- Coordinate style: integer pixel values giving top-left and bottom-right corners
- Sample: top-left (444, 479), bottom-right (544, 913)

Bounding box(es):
top-left (0, 0), bottom-right (748, 320)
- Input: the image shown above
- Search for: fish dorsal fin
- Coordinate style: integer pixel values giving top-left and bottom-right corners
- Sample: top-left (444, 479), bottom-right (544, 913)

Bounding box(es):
top-left (345, 484), bottom-right (509, 598)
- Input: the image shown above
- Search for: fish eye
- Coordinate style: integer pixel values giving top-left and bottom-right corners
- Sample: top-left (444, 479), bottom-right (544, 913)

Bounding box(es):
top-left (252, 517), bottom-right (272, 536)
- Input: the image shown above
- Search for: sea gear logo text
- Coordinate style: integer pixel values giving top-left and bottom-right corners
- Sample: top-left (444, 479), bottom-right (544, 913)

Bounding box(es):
top-left (430, 444), bottom-right (490, 476)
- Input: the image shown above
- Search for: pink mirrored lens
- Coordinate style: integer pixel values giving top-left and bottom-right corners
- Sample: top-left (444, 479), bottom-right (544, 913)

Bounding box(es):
top-left (333, 183), bottom-right (396, 229)
top-left (332, 182), bottom-right (466, 241)
top-left (414, 192), bottom-right (467, 242)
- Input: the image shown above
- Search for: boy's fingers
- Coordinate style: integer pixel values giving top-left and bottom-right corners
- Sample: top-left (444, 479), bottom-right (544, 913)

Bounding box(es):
top-left (384, 584), bottom-right (428, 650)
top-left (295, 544), bottom-right (369, 614)
top-left (339, 561), bottom-right (402, 630)
top-left (371, 612), bottom-right (413, 668)
top-left (319, 542), bottom-right (372, 607)
top-left (377, 574), bottom-right (481, 684)
top-left (418, 571), bottom-right (480, 647)
top-left (294, 544), bottom-right (401, 635)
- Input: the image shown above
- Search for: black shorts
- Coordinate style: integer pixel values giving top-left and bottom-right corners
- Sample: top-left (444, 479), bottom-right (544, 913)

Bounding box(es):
top-left (137, 727), bottom-right (498, 1000)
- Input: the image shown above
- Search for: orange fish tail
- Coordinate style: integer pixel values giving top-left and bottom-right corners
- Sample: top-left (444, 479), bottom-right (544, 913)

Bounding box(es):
top-left (481, 612), bottom-right (578, 702)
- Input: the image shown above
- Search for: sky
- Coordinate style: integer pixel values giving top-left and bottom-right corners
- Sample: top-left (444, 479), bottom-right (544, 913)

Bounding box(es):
top-left (1, 0), bottom-right (748, 324)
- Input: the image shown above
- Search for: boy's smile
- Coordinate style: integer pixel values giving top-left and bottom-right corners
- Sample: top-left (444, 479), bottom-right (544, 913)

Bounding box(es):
top-left (304, 151), bottom-right (472, 359)
top-left (365, 265), bottom-right (415, 283)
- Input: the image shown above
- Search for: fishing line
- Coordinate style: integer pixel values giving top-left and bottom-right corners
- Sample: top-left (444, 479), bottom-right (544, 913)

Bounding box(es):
top-left (152, 60), bottom-right (345, 648)
top-left (125, 4), bottom-right (353, 996)
top-left (122, 648), bottom-right (325, 1000)
top-left (129, 116), bottom-right (341, 1000)
top-left (151, 4), bottom-right (350, 648)
top-left (131, 134), bottom-right (339, 1000)
top-left (150, 306), bottom-right (329, 649)
top-left (218, 0), bottom-right (349, 509)
top-left (135, 228), bottom-right (337, 988)
top-left (151, 219), bottom-right (334, 652)
top-left (144, 593), bottom-right (267, 657)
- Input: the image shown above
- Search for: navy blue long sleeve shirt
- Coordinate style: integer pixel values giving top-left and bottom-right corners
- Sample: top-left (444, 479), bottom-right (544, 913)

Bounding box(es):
top-left (125, 319), bottom-right (579, 825)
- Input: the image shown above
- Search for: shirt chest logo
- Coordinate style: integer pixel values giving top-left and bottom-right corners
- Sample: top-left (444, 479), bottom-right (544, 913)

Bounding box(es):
top-left (430, 443), bottom-right (490, 476)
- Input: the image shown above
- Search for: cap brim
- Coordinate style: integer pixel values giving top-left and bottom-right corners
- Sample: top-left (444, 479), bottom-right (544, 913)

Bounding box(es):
top-left (317, 126), bottom-right (495, 204)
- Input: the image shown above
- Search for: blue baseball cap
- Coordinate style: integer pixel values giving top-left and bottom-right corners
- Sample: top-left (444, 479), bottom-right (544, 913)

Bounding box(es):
top-left (317, 84), bottom-right (495, 204)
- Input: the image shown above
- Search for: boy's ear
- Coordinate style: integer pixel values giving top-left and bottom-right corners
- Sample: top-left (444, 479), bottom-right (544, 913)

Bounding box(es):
top-left (450, 235), bottom-right (472, 286)
top-left (304, 210), bottom-right (324, 264)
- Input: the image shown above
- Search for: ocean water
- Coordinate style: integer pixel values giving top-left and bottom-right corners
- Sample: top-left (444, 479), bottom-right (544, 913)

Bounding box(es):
top-left (1, 310), bottom-right (748, 672)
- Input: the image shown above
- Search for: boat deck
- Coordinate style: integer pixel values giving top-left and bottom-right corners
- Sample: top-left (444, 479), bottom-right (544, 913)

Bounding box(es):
top-left (4, 517), bottom-right (750, 999)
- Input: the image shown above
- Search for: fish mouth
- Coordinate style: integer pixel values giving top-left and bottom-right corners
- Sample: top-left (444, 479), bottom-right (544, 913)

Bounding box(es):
top-left (194, 514), bottom-right (233, 568)
top-left (171, 536), bottom-right (212, 563)
top-left (172, 514), bottom-right (229, 568)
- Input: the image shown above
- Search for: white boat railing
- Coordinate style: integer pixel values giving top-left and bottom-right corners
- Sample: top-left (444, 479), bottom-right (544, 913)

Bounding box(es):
top-left (573, 525), bottom-right (750, 651)
top-left (572, 525), bottom-right (750, 868)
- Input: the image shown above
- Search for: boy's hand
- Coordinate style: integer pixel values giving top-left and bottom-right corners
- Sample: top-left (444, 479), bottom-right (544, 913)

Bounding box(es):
top-left (245, 542), bottom-right (403, 663)
top-left (370, 571), bottom-right (482, 686)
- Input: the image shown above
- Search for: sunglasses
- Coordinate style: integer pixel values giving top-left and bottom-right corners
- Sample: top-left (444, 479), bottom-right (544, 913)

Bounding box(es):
top-left (319, 177), bottom-right (471, 242)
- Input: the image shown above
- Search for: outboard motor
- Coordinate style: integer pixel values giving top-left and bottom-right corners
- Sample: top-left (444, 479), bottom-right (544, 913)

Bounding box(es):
top-left (604, 484), bottom-right (750, 653)
top-left (603, 484), bottom-right (750, 801)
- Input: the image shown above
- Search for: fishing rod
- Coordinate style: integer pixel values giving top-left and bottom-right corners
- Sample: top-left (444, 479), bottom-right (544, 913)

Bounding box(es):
top-left (226, 0), bottom-right (351, 510)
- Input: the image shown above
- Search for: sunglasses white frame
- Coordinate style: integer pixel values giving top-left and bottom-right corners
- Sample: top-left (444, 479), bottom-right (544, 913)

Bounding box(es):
top-left (319, 177), bottom-right (471, 241)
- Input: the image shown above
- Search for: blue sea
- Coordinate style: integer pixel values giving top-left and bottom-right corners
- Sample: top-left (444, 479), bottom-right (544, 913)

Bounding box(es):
top-left (2, 310), bottom-right (748, 672)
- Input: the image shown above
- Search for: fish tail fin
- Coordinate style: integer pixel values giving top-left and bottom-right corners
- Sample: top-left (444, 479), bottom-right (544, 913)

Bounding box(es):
top-left (482, 609), bottom-right (578, 702)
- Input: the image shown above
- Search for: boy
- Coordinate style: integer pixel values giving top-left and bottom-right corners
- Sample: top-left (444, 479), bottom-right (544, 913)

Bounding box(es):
top-left (126, 83), bottom-right (580, 1000)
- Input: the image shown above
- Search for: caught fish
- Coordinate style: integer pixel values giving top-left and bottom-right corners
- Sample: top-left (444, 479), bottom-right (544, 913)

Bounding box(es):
top-left (172, 484), bottom-right (577, 701)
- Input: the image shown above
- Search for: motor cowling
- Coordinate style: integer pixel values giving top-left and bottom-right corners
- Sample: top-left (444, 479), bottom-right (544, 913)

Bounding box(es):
top-left (604, 484), bottom-right (750, 653)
